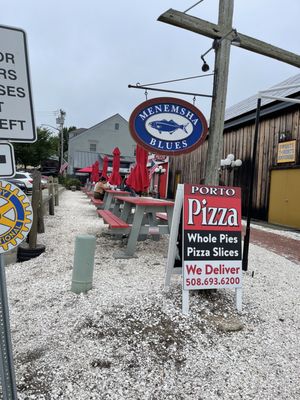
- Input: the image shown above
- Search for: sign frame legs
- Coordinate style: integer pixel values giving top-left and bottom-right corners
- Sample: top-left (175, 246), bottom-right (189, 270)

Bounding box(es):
top-left (165, 184), bottom-right (184, 288)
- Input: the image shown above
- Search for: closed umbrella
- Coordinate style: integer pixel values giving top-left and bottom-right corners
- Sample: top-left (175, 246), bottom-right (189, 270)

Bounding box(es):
top-left (108, 147), bottom-right (122, 186)
top-left (91, 160), bottom-right (100, 183)
top-left (126, 145), bottom-right (150, 194)
top-left (101, 156), bottom-right (109, 179)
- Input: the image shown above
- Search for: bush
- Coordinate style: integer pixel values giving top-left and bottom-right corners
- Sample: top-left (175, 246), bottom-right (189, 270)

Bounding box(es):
top-left (64, 178), bottom-right (81, 190)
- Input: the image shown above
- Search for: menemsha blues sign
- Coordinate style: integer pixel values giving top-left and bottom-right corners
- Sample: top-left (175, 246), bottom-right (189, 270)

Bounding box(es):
top-left (129, 97), bottom-right (208, 156)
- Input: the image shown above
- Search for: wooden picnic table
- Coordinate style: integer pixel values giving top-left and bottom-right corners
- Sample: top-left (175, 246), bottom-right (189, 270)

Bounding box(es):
top-left (112, 196), bottom-right (174, 258)
top-left (102, 189), bottom-right (130, 210)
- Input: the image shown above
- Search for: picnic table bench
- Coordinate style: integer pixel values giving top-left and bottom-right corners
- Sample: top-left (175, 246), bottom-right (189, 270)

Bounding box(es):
top-left (90, 198), bottom-right (104, 207)
top-left (156, 212), bottom-right (168, 222)
top-left (113, 196), bottom-right (174, 258)
top-left (97, 210), bottom-right (130, 235)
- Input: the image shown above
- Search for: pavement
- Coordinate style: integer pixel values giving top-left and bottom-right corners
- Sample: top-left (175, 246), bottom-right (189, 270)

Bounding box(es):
top-left (243, 222), bottom-right (300, 266)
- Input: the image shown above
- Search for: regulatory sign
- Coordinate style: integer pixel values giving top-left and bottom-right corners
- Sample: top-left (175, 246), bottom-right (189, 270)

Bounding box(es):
top-left (0, 142), bottom-right (15, 177)
top-left (182, 184), bottom-right (242, 290)
top-left (0, 25), bottom-right (36, 142)
top-left (129, 97), bottom-right (208, 156)
top-left (0, 180), bottom-right (33, 253)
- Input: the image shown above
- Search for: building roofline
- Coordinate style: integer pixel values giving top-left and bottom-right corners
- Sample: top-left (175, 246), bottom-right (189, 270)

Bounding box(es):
top-left (224, 92), bottom-right (300, 130)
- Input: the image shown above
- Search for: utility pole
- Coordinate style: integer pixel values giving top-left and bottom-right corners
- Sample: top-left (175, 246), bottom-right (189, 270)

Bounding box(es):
top-left (158, 1), bottom-right (300, 185)
top-left (205, 0), bottom-right (233, 185)
top-left (56, 109), bottom-right (66, 170)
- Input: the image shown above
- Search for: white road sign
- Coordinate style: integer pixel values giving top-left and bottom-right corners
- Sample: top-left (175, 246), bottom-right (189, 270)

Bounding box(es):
top-left (0, 142), bottom-right (15, 177)
top-left (0, 25), bottom-right (36, 142)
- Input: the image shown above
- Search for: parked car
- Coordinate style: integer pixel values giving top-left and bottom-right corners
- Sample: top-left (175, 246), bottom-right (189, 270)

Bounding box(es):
top-left (10, 172), bottom-right (33, 194)
top-left (41, 175), bottom-right (48, 189)
top-left (5, 178), bottom-right (30, 194)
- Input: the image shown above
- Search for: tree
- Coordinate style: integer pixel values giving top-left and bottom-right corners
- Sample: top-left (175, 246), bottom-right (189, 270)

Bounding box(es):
top-left (14, 127), bottom-right (60, 170)
top-left (63, 126), bottom-right (76, 155)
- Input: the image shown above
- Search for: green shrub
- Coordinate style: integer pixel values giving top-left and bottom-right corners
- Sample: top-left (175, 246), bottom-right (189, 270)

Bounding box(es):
top-left (64, 178), bottom-right (81, 190)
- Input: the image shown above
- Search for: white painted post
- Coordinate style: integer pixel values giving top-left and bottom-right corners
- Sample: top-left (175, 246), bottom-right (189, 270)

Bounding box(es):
top-left (235, 288), bottom-right (242, 312)
top-left (182, 288), bottom-right (190, 315)
top-left (165, 184), bottom-right (184, 288)
top-left (71, 235), bottom-right (96, 294)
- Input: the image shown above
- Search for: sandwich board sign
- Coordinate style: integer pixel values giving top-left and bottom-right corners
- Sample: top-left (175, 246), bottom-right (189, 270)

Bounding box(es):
top-left (0, 25), bottom-right (36, 142)
top-left (165, 183), bottom-right (242, 315)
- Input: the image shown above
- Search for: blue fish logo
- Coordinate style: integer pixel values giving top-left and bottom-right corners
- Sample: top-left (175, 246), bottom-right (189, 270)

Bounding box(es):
top-left (148, 119), bottom-right (189, 134)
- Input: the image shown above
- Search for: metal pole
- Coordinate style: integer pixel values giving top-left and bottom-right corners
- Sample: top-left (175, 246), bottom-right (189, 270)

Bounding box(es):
top-left (128, 84), bottom-right (212, 99)
top-left (0, 254), bottom-right (18, 399)
top-left (57, 109), bottom-right (66, 170)
top-left (242, 97), bottom-right (262, 271)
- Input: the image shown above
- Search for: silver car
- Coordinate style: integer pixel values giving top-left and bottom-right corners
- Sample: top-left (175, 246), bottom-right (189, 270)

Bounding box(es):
top-left (11, 172), bottom-right (33, 193)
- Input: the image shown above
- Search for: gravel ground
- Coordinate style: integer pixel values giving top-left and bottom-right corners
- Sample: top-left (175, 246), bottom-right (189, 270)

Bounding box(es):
top-left (4, 190), bottom-right (300, 400)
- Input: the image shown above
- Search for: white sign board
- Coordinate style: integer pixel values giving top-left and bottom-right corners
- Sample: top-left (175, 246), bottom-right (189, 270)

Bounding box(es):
top-left (0, 25), bottom-right (36, 142)
top-left (0, 142), bottom-right (15, 177)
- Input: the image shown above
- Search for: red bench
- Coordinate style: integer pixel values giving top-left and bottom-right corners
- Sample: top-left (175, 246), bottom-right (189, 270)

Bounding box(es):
top-left (97, 210), bottom-right (130, 233)
top-left (90, 198), bottom-right (103, 207)
top-left (156, 212), bottom-right (168, 221)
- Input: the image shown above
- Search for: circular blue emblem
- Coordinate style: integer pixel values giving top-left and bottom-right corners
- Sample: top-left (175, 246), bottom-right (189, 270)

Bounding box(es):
top-left (129, 97), bottom-right (208, 155)
top-left (0, 180), bottom-right (33, 253)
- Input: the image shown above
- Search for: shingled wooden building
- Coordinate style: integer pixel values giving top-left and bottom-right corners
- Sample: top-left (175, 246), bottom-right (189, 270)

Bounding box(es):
top-left (168, 74), bottom-right (300, 229)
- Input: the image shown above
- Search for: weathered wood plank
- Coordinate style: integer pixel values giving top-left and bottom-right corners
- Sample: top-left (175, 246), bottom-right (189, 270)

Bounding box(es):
top-left (158, 9), bottom-right (300, 68)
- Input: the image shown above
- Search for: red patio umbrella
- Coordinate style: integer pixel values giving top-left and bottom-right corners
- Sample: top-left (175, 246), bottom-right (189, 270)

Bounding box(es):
top-left (77, 165), bottom-right (93, 173)
top-left (126, 145), bottom-right (150, 193)
top-left (91, 160), bottom-right (100, 183)
top-left (108, 147), bottom-right (122, 186)
top-left (101, 156), bottom-right (109, 179)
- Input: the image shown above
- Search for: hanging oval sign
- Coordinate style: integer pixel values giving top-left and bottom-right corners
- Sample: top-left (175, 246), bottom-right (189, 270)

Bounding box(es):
top-left (129, 97), bottom-right (208, 156)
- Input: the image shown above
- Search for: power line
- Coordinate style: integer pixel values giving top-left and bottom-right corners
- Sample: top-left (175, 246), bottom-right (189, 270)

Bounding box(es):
top-left (184, 0), bottom-right (205, 14)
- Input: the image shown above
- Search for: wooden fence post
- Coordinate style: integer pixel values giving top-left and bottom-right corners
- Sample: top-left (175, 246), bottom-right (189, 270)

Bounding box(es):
top-left (37, 183), bottom-right (45, 234)
top-left (28, 170), bottom-right (40, 249)
top-left (54, 177), bottom-right (59, 206)
top-left (48, 176), bottom-right (55, 215)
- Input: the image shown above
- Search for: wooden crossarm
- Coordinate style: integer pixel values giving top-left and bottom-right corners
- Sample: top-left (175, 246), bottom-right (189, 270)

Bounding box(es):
top-left (97, 210), bottom-right (130, 229)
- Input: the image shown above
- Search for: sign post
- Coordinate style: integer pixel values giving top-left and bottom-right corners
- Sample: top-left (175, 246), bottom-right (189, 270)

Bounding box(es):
top-left (0, 255), bottom-right (18, 399)
top-left (0, 24), bottom-right (36, 399)
top-left (0, 180), bottom-right (33, 399)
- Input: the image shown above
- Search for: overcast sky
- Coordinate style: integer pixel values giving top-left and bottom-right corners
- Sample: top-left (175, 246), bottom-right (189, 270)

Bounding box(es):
top-left (2, 0), bottom-right (300, 131)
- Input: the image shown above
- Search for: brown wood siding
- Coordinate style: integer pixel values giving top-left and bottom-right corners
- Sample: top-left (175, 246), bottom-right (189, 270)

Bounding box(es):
top-left (168, 106), bottom-right (300, 220)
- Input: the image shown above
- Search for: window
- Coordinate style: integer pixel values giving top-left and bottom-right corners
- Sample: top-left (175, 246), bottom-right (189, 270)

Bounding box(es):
top-left (90, 143), bottom-right (96, 152)
top-left (115, 123), bottom-right (119, 130)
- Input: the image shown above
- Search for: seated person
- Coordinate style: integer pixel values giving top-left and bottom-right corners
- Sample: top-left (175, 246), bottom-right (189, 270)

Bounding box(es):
top-left (94, 176), bottom-right (109, 200)
top-left (123, 179), bottom-right (137, 197)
